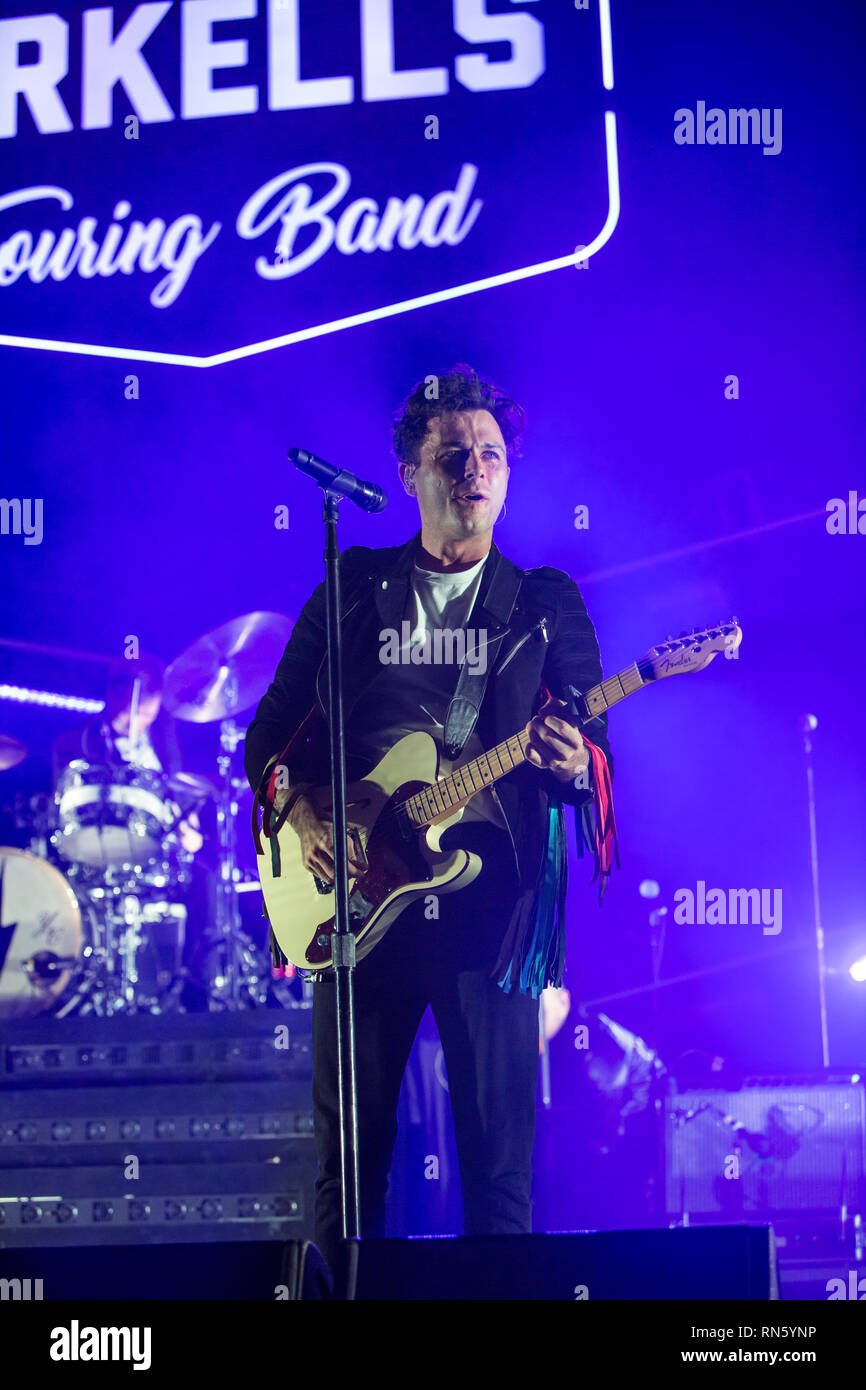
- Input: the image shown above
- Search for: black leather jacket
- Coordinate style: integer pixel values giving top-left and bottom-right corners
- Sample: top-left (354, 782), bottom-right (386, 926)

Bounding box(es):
top-left (244, 531), bottom-right (612, 904)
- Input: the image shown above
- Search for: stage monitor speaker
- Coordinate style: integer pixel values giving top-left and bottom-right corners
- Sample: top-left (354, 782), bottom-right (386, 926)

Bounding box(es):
top-left (337, 1226), bottom-right (779, 1300)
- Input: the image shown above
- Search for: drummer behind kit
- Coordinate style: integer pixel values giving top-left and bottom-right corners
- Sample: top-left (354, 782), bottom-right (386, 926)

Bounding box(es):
top-left (0, 621), bottom-right (294, 1019)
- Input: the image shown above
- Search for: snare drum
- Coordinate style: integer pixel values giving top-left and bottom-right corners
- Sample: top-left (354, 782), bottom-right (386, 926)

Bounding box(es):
top-left (53, 760), bottom-right (176, 868)
top-left (0, 848), bottom-right (86, 1019)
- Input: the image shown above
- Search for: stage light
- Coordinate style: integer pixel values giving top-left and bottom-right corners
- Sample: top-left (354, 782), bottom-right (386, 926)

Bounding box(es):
top-left (0, 684), bottom-right (104, 712)
top-left (848, 956), bottom-right (866, 983)
top-left (599, 0), bottom-right (614, 89)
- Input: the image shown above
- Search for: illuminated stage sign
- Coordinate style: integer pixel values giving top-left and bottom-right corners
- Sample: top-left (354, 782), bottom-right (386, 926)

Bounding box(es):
top-left (0, 0), bottom-right (619, 365)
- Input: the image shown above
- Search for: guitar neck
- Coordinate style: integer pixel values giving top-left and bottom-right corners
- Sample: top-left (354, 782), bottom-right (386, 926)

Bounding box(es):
top-left (574, 660), bottom-right (647, 721)
top-left (404, 660), bottom-right (646, 828)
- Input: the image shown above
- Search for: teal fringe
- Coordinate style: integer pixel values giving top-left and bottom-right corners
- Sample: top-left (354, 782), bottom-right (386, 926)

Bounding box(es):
top-left (496, 799), bottom-right (568, 998)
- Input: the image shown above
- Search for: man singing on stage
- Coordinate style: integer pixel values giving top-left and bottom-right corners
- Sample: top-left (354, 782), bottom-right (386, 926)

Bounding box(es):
top-left (244, 364), bottom-right (616, 1271)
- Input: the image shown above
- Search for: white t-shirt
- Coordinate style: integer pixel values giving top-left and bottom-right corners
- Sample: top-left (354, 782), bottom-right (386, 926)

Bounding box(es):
top-left (113, 729), bottom-right (162, 771)
top-left (345, 557), bottom-right (506, 828)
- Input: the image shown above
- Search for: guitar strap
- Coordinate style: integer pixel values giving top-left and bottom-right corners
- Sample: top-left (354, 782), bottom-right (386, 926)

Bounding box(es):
top-left (442, 562), bottom-right (523, 761)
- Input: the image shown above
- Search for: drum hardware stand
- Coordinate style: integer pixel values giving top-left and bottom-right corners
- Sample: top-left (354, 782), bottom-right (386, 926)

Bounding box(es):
top-left (47, 872), bottom-right (186, 1017)
top-left (66, 888), bottom-right (148, 1015)
top-left (48, 945), bottom-right (107, 1018)
top-left (198, 707), bottom-right (270, 1009)
top-left (159, 608), bottom-right (297, 1010)
top-left (119, 893), bottom-right (146, 1009)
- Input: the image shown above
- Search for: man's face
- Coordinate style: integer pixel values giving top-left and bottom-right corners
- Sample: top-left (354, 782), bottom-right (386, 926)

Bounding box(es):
top-left (110, 692), bottom-right (161, 735)
top-left (399, 409), bottom-right (510, 542)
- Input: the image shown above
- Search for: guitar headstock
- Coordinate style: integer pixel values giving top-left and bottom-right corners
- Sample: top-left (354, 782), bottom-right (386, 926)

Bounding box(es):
top-left (642, 620), bottom-right (742, 679)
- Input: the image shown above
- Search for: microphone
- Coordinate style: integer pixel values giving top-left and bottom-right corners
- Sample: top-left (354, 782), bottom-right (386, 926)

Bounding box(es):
top-left (289, 447), bottom-right (388, 513)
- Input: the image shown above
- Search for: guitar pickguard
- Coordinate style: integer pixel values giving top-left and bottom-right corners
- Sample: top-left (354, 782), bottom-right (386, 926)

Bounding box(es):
top-left (303, 781), bottom-right (433, 966)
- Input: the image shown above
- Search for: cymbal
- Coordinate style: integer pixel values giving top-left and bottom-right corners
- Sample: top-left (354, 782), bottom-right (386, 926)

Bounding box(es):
top-left (164, 772), bottom-right (218, 802)
top-left (0, 734), bottom-right (27, 771)
top-left (162, 612), bottom-right (293, 723)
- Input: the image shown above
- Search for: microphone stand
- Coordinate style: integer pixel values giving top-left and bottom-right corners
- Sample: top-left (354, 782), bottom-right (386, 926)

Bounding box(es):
top-left (321, 490), bottom-right (361, 1245)
top-left (289, 445), bottom-right (386, 1254)
top-left (538, 995), bottom-right (552, 1108)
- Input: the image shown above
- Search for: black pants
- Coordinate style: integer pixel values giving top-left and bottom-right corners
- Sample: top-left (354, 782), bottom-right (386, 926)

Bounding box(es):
top-left (311, 823), bottom-right (540, 1273)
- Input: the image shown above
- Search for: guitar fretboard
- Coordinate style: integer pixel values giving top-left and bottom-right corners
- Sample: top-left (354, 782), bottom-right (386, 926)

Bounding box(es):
top-left (579, 661), bottom-right (647, 720)
top-left (400, 660), bottom-right (647, 829)
top-left (402, 730), bottom-right (531, 827)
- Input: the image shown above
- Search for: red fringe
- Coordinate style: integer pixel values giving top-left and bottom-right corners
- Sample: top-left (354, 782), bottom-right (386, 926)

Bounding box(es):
top-left (582, 737), bottom-right (619, 901)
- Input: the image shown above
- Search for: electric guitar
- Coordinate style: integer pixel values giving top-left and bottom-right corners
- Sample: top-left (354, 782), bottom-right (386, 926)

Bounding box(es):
top-left (255, 620), bottom-right (742, 971)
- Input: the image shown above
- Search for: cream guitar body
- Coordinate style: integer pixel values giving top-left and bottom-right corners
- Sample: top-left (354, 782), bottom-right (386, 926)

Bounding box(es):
top-left (257, 731), bottom-right (481, 971)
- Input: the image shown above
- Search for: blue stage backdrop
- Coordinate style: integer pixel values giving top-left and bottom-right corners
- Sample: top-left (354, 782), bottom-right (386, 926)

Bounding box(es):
top-left (1, 0), bottom-right (865, 1230)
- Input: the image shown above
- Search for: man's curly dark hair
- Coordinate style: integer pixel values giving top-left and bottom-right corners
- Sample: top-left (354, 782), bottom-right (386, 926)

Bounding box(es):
top-left (391, 363), bottom-right (527, 472)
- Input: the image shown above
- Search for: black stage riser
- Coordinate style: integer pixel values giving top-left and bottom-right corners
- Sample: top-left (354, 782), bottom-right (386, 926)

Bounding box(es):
top-left (0, 1078), bottom-right (314, 1168)
top-left (0, 1160), bottom-right (317, 1247)
top-left (0, 1009), bottom-right (312, 1088)
top-left (0, 1228), bottom-right (777, 1300)
top-left (0, 1239), bottom-right (330, 1299)
top-left (337, 1227), bottom-right (780, 1301)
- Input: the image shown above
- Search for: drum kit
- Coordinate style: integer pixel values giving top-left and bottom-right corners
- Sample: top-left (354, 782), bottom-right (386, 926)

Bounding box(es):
top-left (0, 612), bottom-right (293, 1021)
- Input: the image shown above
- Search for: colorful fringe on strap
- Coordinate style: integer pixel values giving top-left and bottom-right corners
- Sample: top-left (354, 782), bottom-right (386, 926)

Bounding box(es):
top-left (494, 736), bottom-right (620, 997)
top-left (577, 737), bottom-right (620, 901)
top-left (494, 798), bottom-right (568, 999)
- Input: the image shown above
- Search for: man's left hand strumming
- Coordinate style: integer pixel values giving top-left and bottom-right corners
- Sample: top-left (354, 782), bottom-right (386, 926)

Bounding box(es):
top-left (526, 695), bottom-right (591, 784)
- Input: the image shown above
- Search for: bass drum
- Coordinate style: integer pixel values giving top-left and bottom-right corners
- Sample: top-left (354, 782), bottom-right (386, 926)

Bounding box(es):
top-left (0, 848), bottom-right (85, 1020)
